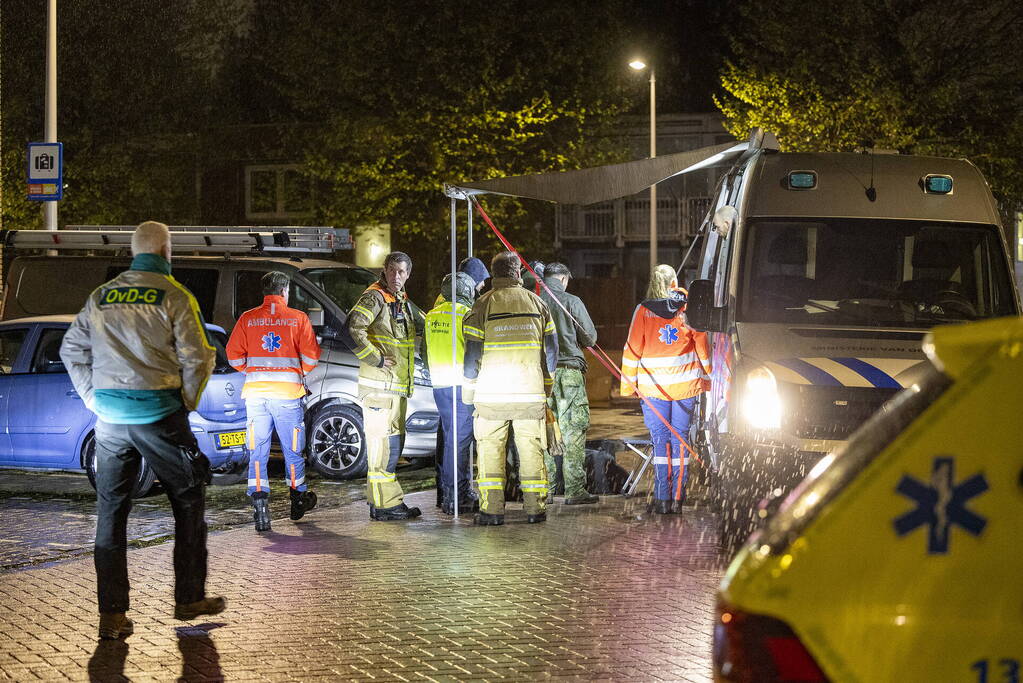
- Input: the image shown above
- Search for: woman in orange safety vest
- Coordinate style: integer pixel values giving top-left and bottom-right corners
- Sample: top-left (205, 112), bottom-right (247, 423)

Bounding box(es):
top-left (621, 264), bottom-right (711, 513)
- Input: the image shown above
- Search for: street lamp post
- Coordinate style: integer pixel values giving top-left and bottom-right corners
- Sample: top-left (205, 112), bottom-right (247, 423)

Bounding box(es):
top-left (630, 59), bottom-right (656, 276)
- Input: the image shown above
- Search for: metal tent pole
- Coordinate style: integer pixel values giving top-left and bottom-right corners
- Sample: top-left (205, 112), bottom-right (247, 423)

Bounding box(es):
top-left (450, 197), bottom-right (459, 518)
top-left (467, 197), bottom-right (473, 257)
top-left (465, 198), bottom-right (475, 510)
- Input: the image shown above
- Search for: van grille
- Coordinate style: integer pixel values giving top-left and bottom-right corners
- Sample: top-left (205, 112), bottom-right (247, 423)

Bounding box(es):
top-left (783, 385), bottom-right (901, 440)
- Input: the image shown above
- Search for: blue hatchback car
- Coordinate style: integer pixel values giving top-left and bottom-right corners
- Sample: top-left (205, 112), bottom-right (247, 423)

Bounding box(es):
top-left (0, 315), bottom-right (248, 496)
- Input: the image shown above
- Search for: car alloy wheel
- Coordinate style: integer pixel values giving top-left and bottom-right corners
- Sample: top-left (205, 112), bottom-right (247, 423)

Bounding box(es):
top-left (308, 405), bottom-right (367, 479)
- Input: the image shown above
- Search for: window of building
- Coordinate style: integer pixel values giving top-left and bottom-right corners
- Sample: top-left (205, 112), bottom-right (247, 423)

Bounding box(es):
top-left (245, 165), bottom-right (312, 220)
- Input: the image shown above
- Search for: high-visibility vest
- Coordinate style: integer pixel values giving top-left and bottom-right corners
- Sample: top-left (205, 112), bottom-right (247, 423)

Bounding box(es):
top-left (620, 302), bottom-right (710, 400)
top-left (226, 295), bottom-right (321, 399)
top-left (424, 300), bottom-right (469, 387)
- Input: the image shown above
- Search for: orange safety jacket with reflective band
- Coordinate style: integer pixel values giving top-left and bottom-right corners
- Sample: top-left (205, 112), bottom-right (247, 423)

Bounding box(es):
top-left (226, 295), bottom-right (321, 399)
top-left (620, 299), bottom-right (710, 400)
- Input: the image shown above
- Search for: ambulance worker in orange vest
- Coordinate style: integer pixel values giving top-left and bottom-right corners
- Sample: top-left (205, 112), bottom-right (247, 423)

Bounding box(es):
top-left (621, 265), bottom-right (711, 514)
top-left (227, 271), bottom-right (321, 532)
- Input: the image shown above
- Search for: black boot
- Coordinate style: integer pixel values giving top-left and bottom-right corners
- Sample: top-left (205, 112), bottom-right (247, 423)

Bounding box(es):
top-left (650, 499), bottom-right (672, 515)
top-left (564, 493), bottom-right (599, 505)
top-left (473, 512), bottom-right (504, 526)
top-left (526, 512), bottom-right (547, 524)
top-left (371, 502), bottom-right (422, 521)
top-left (252, 495), bottom-right (271, 532)
top-left (290, 489), bottom-right (318, 521)
top-left (441, 495), bottom-right (478, 515)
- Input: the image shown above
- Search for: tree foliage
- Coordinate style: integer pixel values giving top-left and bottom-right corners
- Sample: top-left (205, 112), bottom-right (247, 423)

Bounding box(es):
top-left (216, 0), bottom-right (634, 291)
top-left (716, 0), bottom-right (1023, 201)
top-left (3, 1), bottom-right (637, 299)
top-left (1, 0), bottom-right (246, 230)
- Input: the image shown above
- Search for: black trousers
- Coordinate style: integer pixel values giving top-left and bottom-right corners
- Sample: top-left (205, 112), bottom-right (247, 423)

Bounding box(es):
top-left (94, 409), bottom-right (209, 613)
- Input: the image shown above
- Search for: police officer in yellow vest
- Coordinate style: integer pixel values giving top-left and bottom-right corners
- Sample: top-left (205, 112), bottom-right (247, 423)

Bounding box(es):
top-left (425, 271), bottom-right (479, 515)
top-left (462, 251), bottom-right (559, 525)
top-left (345, 251), bottom-right (422, 521)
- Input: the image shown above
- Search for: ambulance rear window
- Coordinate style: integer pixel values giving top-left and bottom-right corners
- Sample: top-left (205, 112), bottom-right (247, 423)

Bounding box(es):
top-left (756, 365), bottom-right (952, 555)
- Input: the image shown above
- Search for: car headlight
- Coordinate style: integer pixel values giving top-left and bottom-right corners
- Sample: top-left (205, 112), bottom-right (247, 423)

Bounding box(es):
top-left (742, 365), bottom-right (782, 430)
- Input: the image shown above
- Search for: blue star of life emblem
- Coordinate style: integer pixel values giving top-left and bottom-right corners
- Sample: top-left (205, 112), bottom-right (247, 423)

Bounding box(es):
top-left (261, 332), bottom-right (282, 352)
top-left (658, 324), bottom-right (679, 345)
top-left (893, 456), bottom-right (988, 554)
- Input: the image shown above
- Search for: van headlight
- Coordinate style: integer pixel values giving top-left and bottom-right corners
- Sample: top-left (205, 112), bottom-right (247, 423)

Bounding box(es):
top-left (742, 366), bottom-right (783, 430)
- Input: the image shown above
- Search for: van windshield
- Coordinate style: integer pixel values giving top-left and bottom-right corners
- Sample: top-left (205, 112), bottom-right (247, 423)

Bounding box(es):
top-left (301, 266), bottom-right (378, 313)
top-left (740, 219), bottom-right (1016, 327)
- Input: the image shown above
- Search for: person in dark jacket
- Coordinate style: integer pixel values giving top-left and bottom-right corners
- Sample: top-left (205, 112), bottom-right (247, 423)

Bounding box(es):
top-left (539, 262), bottom-right (599, 504)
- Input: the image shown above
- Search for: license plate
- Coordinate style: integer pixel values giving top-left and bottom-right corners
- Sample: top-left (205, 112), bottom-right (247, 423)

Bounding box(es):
top-left (216, 431), bottom-right (246, 449)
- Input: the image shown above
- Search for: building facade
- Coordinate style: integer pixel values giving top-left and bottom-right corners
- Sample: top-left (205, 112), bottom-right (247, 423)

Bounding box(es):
top-left (554, 112), bottom-right (736, 284)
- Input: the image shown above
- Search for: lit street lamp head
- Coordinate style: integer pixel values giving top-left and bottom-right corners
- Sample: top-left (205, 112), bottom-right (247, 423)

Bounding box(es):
top-left (629, 59), bottom-right (647, 71)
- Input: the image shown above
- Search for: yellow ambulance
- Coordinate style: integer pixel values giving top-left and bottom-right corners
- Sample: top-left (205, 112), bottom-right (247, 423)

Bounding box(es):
top-left (713, 316), bottom-right (1023, 682)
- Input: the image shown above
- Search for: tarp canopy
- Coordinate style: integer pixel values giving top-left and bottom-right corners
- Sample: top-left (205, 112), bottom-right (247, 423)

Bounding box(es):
top-left (446, 139), bottom-right (748, 206)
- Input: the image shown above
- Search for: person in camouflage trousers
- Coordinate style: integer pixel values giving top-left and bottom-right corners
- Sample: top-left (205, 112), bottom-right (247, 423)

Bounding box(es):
top-left (539, 263), bottom-right (599, 505)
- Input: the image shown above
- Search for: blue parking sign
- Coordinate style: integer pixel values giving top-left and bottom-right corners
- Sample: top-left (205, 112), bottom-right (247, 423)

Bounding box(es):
top-left (27, 142), bottom-right (63, 201)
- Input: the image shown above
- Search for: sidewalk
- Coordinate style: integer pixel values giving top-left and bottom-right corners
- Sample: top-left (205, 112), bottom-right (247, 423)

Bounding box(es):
top-left (0, 489), bottom-right (724, 682)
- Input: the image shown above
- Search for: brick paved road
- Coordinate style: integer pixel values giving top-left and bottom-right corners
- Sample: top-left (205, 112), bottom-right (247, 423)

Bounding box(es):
top-left (0, 404), bottom-right (650, 574)
top-left (0, 489), bottom-right (726, 682)
top-left (0, 464), bottom-right (436, 573)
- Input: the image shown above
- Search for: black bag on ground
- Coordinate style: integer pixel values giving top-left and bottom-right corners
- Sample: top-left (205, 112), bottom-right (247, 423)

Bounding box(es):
top-left (584, 439), bottom-right (629, 495)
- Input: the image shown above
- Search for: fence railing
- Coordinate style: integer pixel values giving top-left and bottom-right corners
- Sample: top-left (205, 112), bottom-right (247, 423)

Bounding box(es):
top-left (557, 196), bottom-right (712, 242)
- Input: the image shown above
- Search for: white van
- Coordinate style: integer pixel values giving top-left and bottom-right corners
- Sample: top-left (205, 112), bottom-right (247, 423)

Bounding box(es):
top-left (683, 140), bottom-right (1021, 540)
top-left (0, 228), bottom-right (438, 480)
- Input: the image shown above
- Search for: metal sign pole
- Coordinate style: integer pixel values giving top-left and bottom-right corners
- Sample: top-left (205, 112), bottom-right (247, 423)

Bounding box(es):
top-left (44, 0), bottom-right (58, 232)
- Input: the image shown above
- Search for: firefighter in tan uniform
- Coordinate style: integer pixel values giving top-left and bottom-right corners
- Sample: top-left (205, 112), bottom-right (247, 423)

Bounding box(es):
top-left (462, 251), bottom-right (559, 526)
top-left (345, 251), bottom-right (423, 521)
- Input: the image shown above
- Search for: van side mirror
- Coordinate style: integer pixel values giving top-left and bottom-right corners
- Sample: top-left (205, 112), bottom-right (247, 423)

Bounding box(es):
top-left (307, 306), bottom-right (324, 328)
top-left (686, 279), bottom-right (723, 332)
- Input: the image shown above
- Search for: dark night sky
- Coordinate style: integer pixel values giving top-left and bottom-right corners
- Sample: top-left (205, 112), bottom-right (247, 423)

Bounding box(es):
top-left (620, 0), bottom-right (735, 113)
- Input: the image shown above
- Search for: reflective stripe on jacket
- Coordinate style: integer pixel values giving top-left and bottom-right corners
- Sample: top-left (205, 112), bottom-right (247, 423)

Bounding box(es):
top-left (621, 300), bottom-right (710, 400)
top-left (462, 277), bottom-right (558, 419)
top-left (345, 281), bottom-right (416, 398)
top-left (424, 300), bottom-right (469, 387)
top-left (59, 268), bottom-right (215, 412)
top-left (226, 295), bottom-right (321, 399)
